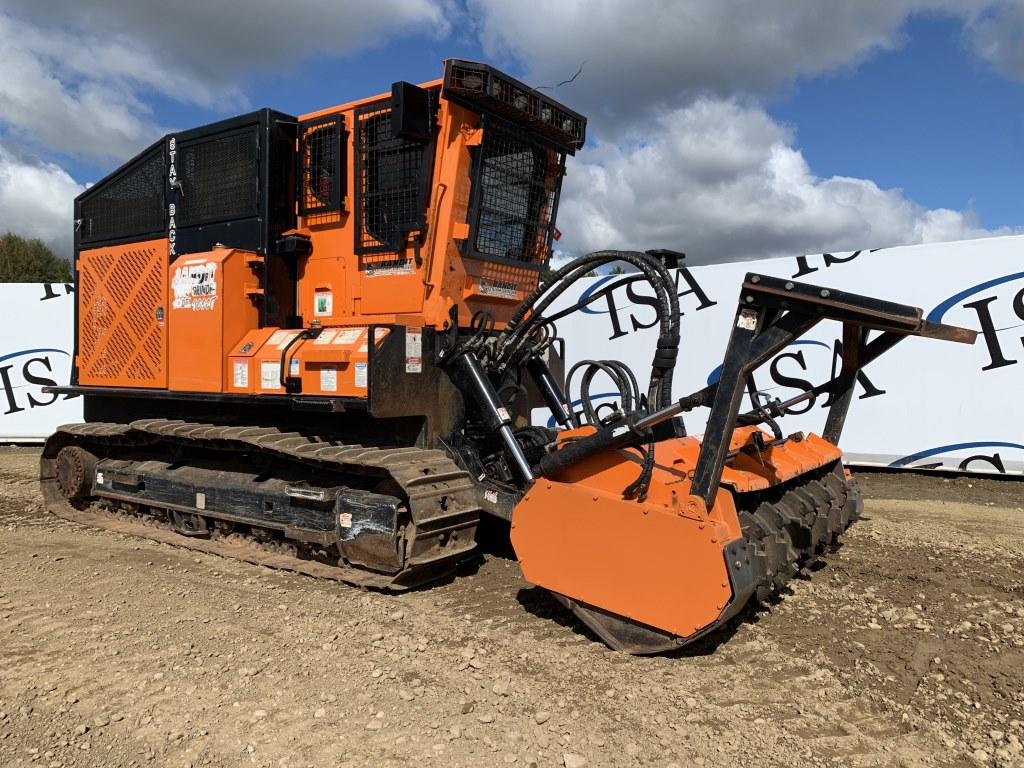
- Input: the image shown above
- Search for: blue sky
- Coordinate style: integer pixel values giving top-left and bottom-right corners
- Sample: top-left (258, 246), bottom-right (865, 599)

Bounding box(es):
top-left (770, 14), bottom-right (1021, 229)
top-left (0, 1), bottom-right (1020, 263)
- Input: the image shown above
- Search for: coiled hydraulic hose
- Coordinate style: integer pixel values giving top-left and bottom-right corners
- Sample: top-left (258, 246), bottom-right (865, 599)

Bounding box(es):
top-left (496, 250), bottom-right (680, 409)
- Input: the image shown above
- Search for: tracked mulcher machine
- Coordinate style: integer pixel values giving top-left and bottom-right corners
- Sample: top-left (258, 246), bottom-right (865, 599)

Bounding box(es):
top-left (42, 60), bottom-right (976, 654)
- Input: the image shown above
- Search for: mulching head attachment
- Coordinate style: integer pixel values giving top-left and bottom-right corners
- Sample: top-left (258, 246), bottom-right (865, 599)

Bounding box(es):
top-left (511, 271), bottom-right (976, 654)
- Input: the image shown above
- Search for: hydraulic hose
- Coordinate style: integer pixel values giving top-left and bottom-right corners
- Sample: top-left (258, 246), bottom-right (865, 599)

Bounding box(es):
top-left (497, 250), bottom-right (680, 408)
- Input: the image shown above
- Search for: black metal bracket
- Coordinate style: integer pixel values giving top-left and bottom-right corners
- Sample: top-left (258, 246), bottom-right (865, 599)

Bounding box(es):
top-left (686, 273), bottom-right (976, 508)
top-left (534, 273), bottom-right (976, 506)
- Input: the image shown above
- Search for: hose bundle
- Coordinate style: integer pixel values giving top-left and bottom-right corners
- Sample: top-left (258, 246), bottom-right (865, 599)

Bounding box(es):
top-left (493, 250), bottom-right (682, 501)
top-left (495, 250), bottom-right (681, 410)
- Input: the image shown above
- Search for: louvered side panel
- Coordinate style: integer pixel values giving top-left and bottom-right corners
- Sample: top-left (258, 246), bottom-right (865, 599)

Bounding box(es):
top-left (78, 238), bottom-right (168, 388)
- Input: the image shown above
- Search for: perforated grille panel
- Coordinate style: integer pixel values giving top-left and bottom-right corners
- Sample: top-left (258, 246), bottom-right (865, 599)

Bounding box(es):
top-left (299, 115), bottom-right (344, 217)
top-left (78, 240), bottom-right (167, 388)
top-left (79, 148), bottom-right (165, 245)
top-left (472, 121), bottom-right (562, 264)
top-left (355, 104), bottom-right (429, 254)
top-left (178, 128), bottom-right (259, 226)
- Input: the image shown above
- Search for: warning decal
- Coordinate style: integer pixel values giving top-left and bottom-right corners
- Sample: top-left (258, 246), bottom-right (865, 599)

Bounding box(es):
top-left (405, 327), bottom-right (422, 373)
top-left (260, 361), bottom-right (282, 390)
top-left (171, 260), bottom-right (218, 311)
top-left (232, 361), bottom-right (248, 388)
top-left (314, 290), bottom-right (333, 316)
top-left (320, 366), bottom-right (337, 392)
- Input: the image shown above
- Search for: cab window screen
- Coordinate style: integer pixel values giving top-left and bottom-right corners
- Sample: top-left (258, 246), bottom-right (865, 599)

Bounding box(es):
top-left (471, 122), bottom-right (561, 264)
top-left (355, 103), bottom-right (428, 254)
top-left (299, 115), bottom-right (344, 216)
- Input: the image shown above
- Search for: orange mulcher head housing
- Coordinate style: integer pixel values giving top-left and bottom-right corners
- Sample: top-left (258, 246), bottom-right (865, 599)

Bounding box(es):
top-left (483, 259), bottom-right (977, 654)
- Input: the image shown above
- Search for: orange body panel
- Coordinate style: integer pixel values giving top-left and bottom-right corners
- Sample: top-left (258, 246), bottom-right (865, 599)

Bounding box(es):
top-left (226, 326), bottom-right (390, 398)
top-left (225, 328), bottom-right (277, 394)
top-left (294, 98), bottom-right (546, 332)
top-left (250, 330), bottom-right (303, 395)
top-left (77, 238), bottom-right (168, 388)
top-left (168, 248), bottom-right (260, 392)
top-left (510, 429), bottom-right (841, 639)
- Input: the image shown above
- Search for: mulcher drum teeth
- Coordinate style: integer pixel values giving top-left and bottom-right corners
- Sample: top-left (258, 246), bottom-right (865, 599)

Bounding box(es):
top-left (736, 461), bottom-right (862, 602)
top-left (40, 420), bottom-right (482, 591)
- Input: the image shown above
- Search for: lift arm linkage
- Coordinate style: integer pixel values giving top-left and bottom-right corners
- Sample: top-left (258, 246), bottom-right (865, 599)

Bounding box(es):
top-left (536, 273), bottom-right (977, 509)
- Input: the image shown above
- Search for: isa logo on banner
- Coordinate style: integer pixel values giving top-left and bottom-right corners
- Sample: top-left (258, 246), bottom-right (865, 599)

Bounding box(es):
top-left (928, 271), bottom-right (1024, 373)
top-left (0, 284), bottom-right (82, 441)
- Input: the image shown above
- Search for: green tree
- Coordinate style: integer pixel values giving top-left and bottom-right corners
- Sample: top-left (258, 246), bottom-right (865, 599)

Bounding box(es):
top-left (0, 233), bottom-right (71, 283)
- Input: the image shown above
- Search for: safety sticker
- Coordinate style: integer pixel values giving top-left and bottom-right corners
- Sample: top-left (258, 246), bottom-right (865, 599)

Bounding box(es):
top-left (267, 329), bottom-right (289, 347)
top-left (232, 361), bottom-right (249, 388)
top-left (314, 290), bottom-right (333, 316)
top-left (496, 407), bottom-right (510, 422)
top-left (477, 279), bottom-right (518, 300)
top-left (405, 327), bottom-right (422, 373)
top-left (338, 512), bottom-right (353, 529)
top-left (484, 488), bottom-right (499, 504)
top-left (289, 358), bottom-right (300, 376)
top-left (355, 362), bottom-right (368, 388)
top-left (320, 366), bottom-right (337, 392)
top-left (314, 329), bottom-right (339, 345)
top-left (261, 360), bottom-right (282, 390)
top-left (276, 331), bottom-right (300, 349)
top-left (736, 309), bottom-right (758, 330)
top-left (333, 328), bottom-right (363, 345)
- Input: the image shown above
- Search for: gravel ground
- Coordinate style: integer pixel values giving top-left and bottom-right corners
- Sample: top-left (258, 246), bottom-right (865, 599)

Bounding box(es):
top-left (2, 445), bottom-right (1023, 768)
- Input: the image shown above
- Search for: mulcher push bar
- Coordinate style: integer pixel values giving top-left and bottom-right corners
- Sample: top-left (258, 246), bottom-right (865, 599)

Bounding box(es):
top-left (536, 274), bottom-right (977, 507)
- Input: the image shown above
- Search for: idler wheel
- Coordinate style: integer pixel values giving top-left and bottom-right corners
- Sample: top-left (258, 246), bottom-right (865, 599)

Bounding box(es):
top-left (54, 446), bottom-right (97, 500)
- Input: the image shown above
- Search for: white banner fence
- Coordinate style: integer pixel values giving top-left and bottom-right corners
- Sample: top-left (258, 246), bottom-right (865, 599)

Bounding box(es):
top-left (0, 282), bottom-right (80, 442)
top-left (2, 235), bottom-right (1021, 475)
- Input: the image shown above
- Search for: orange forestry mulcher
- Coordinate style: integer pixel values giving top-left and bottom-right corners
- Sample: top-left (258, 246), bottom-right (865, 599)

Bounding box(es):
top-left (41, 60), bottom-right (976, 653)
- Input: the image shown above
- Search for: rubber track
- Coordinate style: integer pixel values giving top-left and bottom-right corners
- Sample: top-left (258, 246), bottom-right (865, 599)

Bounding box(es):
top-left (42, 420), bottom-right (482, 591)
top-left (735, 463), bottom-right (863, 601)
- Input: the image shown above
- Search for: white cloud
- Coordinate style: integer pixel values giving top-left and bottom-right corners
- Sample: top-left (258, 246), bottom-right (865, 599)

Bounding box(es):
top-left (0, 15), bottom-right (171, 162)
top-left (0, 143), bottom-right (84, 257)
top-left (468, 0), bottom-right (991, 131)
top-left (967, 1), bottom-right (1024, 80)
top-left (0, 1), bottom-right (449, 160)
top-left (558, 98), bottom-right (1013, 264)
top-left (466, 0), bottom-right (1016, 260)
top-left (4, 1), bottom-right (449, 90)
